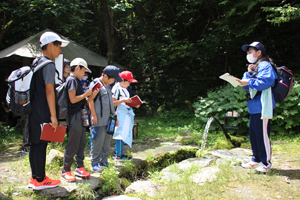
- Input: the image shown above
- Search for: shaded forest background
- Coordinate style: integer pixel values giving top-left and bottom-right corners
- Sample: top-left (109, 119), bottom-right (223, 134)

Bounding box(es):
top-left (1, 0), bottom-right (300, 113)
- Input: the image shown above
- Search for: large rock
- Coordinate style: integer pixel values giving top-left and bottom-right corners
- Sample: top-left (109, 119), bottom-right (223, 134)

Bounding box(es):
top-left (160, 171), bottom-right (181, 181)
top-left (46, 149), bottom-right (64, 165)
top-left (103, 195), bottom-right (142, 200)
top-left (125, 180), bottom-right (163, 197)
top-left (208, 148), bottom-right (251, 164)
top-left (162, 157), bottom-right (215, 173)
top-left (38, 174), bottom-right (102, 198)
top-left (192, 166), bottom-right (221, 185)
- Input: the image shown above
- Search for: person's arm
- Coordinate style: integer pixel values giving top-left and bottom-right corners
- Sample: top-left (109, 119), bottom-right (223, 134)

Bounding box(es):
top-left (86, 89), bottom-right (99, 103)
top-left (88, 99), bottom-right (97, 125)
top-left (68, 88), bottom-right (92, 104)
top-left (237, 72), bottom-right (250, 89)
top-left (248, 62), bottom-right (276, 91)
top-left (45, 83), bottom-right (57, 132)
top-left (113, 97), bottom-right (132, 106)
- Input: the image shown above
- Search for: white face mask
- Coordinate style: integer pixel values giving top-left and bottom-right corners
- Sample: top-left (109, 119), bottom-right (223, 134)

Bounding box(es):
top-left (246, 54), bottom-right (257, 63)
top-left (82, 76), bottom-right (88, 81)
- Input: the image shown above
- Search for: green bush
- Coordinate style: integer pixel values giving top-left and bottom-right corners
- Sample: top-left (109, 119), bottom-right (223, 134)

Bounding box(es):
top-left (193, 82), bottom-right (300, 136)
top-left (193, 84), bottom-right (249, 135)
top-left (273, 82), bottom-right (300, 135)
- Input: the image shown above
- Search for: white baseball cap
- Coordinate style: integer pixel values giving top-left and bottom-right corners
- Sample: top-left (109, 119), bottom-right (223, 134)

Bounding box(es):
top-left (70, 58), bottom-right (92, 73)
top-left (40, 31), bottom-right (69, 47)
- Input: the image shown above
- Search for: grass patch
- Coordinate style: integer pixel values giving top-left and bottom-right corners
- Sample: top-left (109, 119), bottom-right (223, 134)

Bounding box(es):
top-left (1, 110), bottom-right (300, 199)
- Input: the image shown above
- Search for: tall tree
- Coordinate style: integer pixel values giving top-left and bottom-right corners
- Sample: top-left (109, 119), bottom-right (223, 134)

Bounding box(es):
top-left (0, 0), bottom-right (91, 50)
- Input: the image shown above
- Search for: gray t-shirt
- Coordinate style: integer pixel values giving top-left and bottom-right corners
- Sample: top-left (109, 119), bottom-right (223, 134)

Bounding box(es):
top-left (90, 78), bottom-right (114, 127)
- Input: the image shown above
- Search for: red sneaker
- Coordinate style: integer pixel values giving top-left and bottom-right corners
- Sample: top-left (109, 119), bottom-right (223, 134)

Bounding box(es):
top-left (32, 176), bottom-right (61, 190)
top-left (74, 167), bottom-right (90, 178)
top-left (61, 171), bottom-right (76, 182)
top-left (28, 177), bottom-right (35, 188)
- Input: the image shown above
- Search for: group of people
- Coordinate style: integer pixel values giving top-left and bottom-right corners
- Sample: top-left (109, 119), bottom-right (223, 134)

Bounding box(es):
top-left (27, 31), bottom-right (139, 190)
top-left (25, 29), bottom-right (276, 191)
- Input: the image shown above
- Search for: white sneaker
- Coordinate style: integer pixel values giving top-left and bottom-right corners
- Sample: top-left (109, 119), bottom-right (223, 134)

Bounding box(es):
top-left (241, 161), bottom-right (260, 169)
top-left (255, 163), bottom-right (272, 173)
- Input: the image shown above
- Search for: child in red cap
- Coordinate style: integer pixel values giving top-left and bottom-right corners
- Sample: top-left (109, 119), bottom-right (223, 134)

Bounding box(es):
top-left (112, 71), bottom-right (138, 161)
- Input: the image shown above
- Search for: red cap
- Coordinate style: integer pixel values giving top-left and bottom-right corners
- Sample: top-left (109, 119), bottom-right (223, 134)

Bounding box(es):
top-left (119, 71), bottom-right (138, 83)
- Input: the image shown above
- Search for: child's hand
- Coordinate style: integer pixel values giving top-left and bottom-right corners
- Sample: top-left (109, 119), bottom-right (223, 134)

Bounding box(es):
top-left (92, 88), bottom-right (99, 97)
top-left (123, 98), bottom-right (132, 103)
top-left (237, 79), bottom-right (249, 86)
top-left (91, 114), bottom-right (97, 125)
top-left (135, 105), bottom-right (140, 108)
top-left (248, 64), bottom-right (255, 72)
top-left (85, 89), bottom-right (92, 97)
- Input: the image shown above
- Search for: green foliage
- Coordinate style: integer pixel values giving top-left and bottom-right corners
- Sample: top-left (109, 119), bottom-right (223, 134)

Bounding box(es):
top-left (100, 165), bottom-right (121, 194)
top-left (262, 3), bottom-right (300, 24)
top-left (213, 138), bottom-right (234, 150)
top-left (194, 82), bottom-right (300, 136)
top-left (0, 0), bottom-right (92, 49)
top-left (118, 160), bottom-right (137, 180)
top-left (0, 124), bottom-right (23, 154)
top-left (272, 82), bottom-right (300, 134)
top-left (193, 84), bottom-right (249, 135)
top-left (73, 183), bottom-right (95, 200)
top-left (196, 149), bottom-right (208, 158)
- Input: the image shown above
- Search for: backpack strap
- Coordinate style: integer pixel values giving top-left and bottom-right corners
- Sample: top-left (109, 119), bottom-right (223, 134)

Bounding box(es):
top-left (30, 56), bottom-right (55, 109)
top-left (93, 79), bottom-right (104, 117)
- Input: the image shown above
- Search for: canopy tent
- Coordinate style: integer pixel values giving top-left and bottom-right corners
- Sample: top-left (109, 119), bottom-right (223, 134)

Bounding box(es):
top-left (0, 29), bottom-right (124, 69)
top-left (0, 29), bottom-right (124, 125)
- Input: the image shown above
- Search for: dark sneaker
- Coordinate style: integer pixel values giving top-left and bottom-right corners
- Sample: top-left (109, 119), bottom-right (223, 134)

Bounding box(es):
top-left (121, 154), bottom-right (132, 160)
top-left (113, 154), bottom-right (127, 162)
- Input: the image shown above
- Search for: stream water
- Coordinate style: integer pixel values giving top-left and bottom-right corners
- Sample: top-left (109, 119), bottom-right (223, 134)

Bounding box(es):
top-left (201, 117), bottom-right (214, 150)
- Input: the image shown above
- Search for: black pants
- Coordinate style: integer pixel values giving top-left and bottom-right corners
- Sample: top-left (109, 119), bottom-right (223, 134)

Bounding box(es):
top-left (22, 115), bottom-right (30, 151)
top-left (29, 143), bottom-right (47, 179)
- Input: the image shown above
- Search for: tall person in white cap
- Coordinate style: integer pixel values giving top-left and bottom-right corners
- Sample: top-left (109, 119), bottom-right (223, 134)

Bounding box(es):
top-left (61, 58), bottom-right (99, 182)
top-left (28, 31), bottom-right (69, 190)
top-left (237, 41), bottom-right (278, 173)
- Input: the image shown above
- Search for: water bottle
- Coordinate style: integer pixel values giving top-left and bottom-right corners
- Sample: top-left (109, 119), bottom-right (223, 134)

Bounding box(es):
top-left (81, 108), bottom-right (90, 127)
top-left (106, 114), bottom-right (116, 135)
top-left (18, 91), bottom-right (27, 105)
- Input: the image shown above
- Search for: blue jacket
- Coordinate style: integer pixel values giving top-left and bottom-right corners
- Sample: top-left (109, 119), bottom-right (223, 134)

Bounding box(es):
top-left (242, 61), bottom-right (278, 114)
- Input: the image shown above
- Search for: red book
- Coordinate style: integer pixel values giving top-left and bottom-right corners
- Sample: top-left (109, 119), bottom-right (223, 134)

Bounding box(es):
top-left (125, 95), bottom-right (145, 108)
top-left (92, 81), bottom-right (103, 92)
top-left (40, 124), bottom-right (67, 143)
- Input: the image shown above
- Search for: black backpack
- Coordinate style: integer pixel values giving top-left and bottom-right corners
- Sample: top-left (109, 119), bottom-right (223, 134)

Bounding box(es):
top-left (56, 79), bottom-right (77, 119)
top-left (272, 66), bottom-right (294, 103)
top-left (6, 57), bottom-right (53, 116)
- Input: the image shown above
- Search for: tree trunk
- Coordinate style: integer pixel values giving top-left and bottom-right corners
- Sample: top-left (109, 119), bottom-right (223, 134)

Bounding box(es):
top-left (101, 0), bottom-right (115, 65)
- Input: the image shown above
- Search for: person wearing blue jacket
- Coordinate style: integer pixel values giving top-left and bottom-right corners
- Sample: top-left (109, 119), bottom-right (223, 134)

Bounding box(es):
top-left (237, 41), bottom-right (278, 173)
